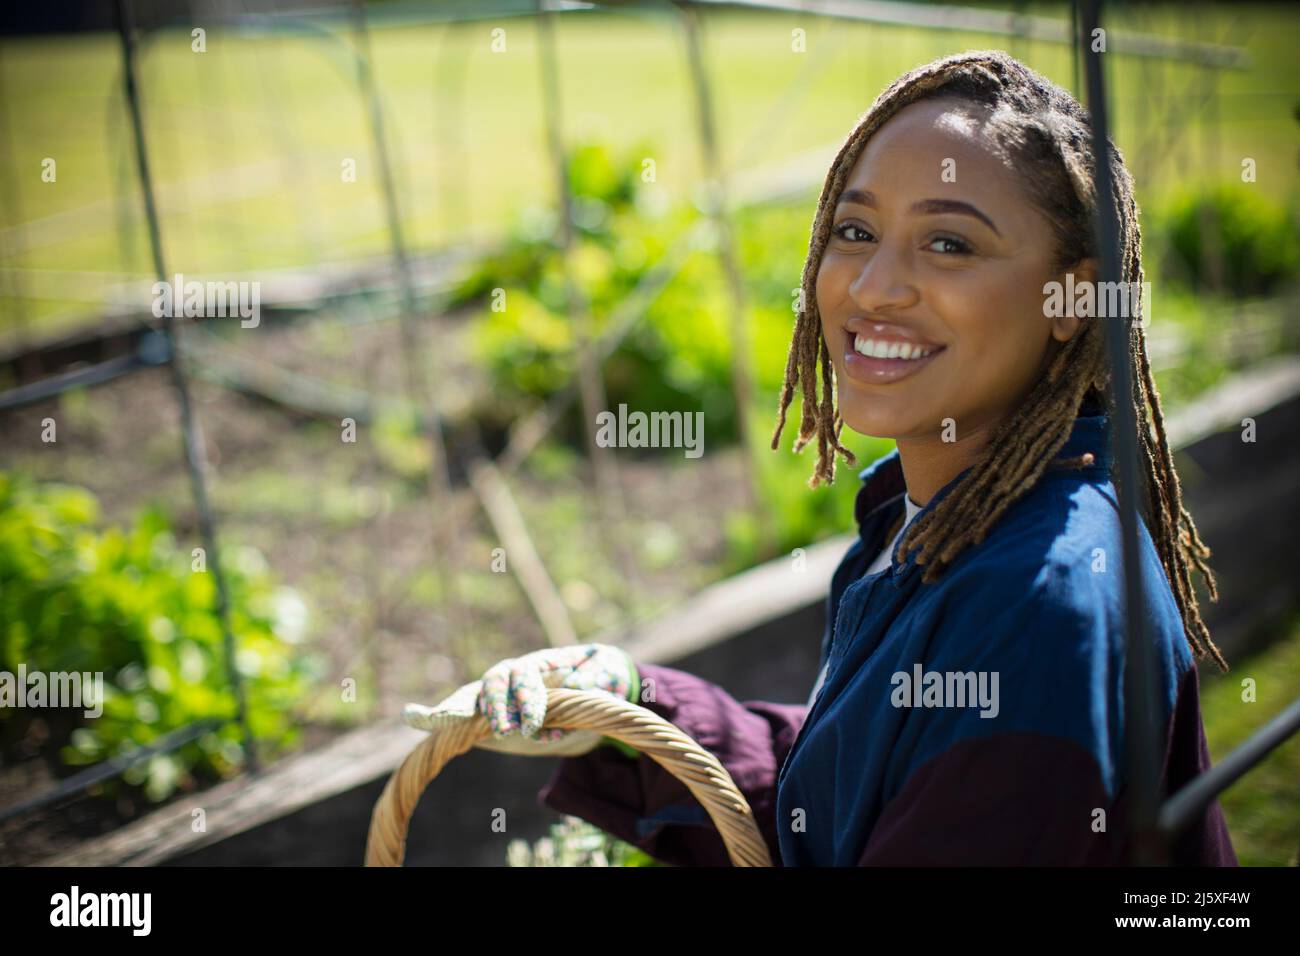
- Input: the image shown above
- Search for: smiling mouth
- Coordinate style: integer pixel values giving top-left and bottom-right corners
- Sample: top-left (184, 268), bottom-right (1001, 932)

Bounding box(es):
top-left (842, 330), bottom-right (946, 384)
top-left (852, 334), bottom-right (940, 361)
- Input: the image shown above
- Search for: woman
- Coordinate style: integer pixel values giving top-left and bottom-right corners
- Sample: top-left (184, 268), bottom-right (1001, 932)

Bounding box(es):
top-left (412, 50), bottom-right (1237, 866)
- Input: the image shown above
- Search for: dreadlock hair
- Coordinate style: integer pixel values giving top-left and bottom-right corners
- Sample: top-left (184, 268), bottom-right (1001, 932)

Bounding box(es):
top-left (770, 50), bottom-right (1227, 671)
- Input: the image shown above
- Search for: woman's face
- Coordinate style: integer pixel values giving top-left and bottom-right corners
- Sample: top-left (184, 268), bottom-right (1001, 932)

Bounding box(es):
top-left (816, 97), bottom-right (1087, 445)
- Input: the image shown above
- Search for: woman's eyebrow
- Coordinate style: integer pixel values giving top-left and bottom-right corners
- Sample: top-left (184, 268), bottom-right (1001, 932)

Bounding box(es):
top-left (912, 198), bottom-right (1002, 237)
top-left (837, 188), bottom-right (1002, 237)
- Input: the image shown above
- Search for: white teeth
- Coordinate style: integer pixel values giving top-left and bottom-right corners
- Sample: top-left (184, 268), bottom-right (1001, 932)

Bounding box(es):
top-left (854, 335), bottom-right (936, 360)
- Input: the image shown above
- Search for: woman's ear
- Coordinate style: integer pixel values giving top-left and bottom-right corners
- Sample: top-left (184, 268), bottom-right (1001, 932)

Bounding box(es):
top-left (1050, 256), bottom-right (1098, 342)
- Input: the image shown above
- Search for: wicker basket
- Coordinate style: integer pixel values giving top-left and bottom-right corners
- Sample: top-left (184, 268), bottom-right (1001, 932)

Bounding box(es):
top-left (365, 687), bottom-right (773, 866)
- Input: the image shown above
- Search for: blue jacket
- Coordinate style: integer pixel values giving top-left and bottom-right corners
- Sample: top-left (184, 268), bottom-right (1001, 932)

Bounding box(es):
top-left (541, 412), bottom-right (1237, 866)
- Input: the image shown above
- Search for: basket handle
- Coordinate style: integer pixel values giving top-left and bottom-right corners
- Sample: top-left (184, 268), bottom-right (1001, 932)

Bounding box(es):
top-left (364, 687), bottom-right (774, 866)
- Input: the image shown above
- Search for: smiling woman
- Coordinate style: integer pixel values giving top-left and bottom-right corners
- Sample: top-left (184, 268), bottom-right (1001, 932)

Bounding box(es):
top-left (493, 49), bottom-right (1242, 867)
top-left (816, 101), bottom-right (1091, 457)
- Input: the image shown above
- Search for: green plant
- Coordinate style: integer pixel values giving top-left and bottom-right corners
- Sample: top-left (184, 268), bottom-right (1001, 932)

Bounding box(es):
top-left (505, 815), bottom-right (662, 867)
top-left (458, 140), bottom-right (743, 445)
top-left (1153, 183), bottom-right (1299, 296)
top-left (0, 471), bottom-right (311, 801)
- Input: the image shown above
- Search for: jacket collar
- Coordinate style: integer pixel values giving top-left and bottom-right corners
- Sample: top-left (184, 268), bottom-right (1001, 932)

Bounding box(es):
top-left (852, 410), bottom-right (1113, 571)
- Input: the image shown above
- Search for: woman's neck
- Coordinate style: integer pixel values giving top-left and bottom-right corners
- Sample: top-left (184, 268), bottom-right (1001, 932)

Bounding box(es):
top-left (896, 422), bottom-right (997, 505)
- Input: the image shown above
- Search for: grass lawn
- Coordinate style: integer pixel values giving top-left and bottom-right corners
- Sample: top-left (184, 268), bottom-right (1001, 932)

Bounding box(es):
top-left (1201, 617), bottom-right (1300, 867)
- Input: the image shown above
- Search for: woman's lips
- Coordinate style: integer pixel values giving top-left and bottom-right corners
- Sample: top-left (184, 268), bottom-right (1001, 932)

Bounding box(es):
top-left (842, 329), bottom-right (945, 384)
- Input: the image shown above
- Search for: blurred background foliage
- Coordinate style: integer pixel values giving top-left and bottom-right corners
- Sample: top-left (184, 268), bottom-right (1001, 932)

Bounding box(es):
top-left (458, 141), bottom-right (742, 444)
top-left (1154, 182), bottom-right (1300, 298)
top-left (0, 472), bottom-right (313, 800)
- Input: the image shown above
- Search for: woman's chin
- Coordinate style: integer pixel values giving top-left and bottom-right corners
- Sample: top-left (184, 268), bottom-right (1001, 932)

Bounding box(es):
top-left (838, 403), bottom-right (926, 443)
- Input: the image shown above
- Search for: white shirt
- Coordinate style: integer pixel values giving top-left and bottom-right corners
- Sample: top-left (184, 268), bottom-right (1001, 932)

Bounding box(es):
top-left (805, 495), bottom-right (922, 708)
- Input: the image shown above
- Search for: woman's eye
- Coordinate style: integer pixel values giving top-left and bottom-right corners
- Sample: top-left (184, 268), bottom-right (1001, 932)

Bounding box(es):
top-left (832, 223), bottom-right (874, 243)
top-left (926, 235), bottom-right (973, 255)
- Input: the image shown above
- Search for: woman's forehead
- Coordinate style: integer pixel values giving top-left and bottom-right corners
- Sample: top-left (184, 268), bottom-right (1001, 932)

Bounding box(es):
top-left (854, 100), bottom-right (1010, 174)
top-left (841, 100), bottom-right (1027, 211)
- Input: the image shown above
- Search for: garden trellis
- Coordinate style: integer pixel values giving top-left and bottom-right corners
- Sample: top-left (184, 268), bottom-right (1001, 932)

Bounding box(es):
top-left (0, 0), bottom-right (1293, 869)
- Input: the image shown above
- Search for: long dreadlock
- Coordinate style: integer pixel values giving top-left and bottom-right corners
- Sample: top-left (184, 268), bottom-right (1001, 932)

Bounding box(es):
top-left (770, 50), bottom-right (1227, 671)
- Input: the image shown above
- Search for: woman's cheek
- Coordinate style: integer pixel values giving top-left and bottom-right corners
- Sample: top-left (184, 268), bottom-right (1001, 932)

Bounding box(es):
top-left (958, 312), bottom-right (1050, 424)
top-left (815, 260), bottom-right (849, 320)
top-left (927, 306), bottom-right (1008, 419)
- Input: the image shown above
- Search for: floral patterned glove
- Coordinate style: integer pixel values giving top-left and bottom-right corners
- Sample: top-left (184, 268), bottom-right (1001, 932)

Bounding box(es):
top-left (477, 644), bottom-right (639, 754)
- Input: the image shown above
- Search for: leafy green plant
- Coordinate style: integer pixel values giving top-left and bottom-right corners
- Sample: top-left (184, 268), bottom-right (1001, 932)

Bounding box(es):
top-left (0, 471), bottom-right (311, 801)
top-left (1153, 183), bottom-right (1299, 296)
top-left (456, 140), bottom-right (742, 445)
top-left (506, 815), bottom-right (662, 867)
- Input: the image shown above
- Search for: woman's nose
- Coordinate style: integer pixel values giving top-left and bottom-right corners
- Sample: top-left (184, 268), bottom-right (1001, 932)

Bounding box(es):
top-left (847, 238), bottom-right (919, 313)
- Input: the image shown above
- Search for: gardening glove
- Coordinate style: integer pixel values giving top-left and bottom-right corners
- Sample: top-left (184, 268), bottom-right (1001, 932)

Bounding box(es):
top-left (402, 643), bottom-right (641, 759)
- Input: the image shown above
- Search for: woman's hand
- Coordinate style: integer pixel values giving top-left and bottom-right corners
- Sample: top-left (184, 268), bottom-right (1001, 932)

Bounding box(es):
top-left (477, 643), bottom-right (639, 742)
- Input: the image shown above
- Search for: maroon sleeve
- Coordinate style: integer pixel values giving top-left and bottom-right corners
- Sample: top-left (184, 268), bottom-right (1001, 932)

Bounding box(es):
top-left (537, 663), bottom-right (807, 867)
